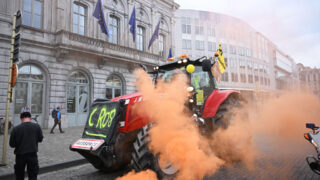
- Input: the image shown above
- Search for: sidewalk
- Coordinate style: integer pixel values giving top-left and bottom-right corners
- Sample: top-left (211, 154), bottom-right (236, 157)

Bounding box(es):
top-left (0, 126), bottom-right (84, 175)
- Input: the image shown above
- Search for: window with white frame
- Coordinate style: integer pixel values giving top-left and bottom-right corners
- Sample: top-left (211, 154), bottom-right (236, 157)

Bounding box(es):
top-left (182, 39), bottom-right (192, 49)
top-left (23, 0), bottom-right (43, 28)
top-left (106, 74), bottom-right (123, 99)
top-left (239, 59), bottom-right (246, 69)
top-left (230, 45), bottom-right (237, 54)
top-left (222, 72), bottom-right (229, 82)
top-left (208, 42), bottom-right (216, 51)
top-left (207, 24), bottom-right (215, 37)
top-left (231, 73), bottom-right (238, 82)
top-left (181, 17), bottom-right (191, 34)
top-left (221, 44), bottom-right (228, 53)
top-left (195, 19), bottom-right (204, 35)
top-left (247, 60), bottom-right (253, 70)
top-left (159, 34), bottom-right (164, 56)
top-left (195, 41), bottom-right (204, 50)
top-left (136, 26), bottom-right (145, 51)
top-left (73, 3), bottom-right (86, 35)
top-left (248, 74), bottom-right (253, 83)
top-left (109, 16), bottom-right (119, 44)
top-left (246, 48), bottom-right (252, 57)
top-left (240, 73), bottom-right (246, 83)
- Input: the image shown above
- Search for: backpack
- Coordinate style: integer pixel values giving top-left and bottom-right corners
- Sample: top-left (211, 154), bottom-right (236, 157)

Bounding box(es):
top-left (51, 109), bottom-right (57, 119)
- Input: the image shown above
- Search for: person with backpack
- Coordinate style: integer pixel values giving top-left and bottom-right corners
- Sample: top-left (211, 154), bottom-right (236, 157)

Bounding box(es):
top-left (50, 106), bottom-right (64, 134)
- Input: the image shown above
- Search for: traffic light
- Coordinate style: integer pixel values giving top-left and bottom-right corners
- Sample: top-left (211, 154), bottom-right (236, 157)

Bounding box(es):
top-left (11, 10), bottom-right (21, 64)
top-left (15, 10), bottom-right (21, 33)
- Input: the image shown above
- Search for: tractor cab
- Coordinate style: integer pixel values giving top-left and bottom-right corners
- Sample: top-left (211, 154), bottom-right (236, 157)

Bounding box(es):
top-left (149, 55), bottom-right (218, 115)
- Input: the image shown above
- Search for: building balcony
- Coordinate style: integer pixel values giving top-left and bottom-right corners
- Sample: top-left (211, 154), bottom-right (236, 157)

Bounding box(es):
top-left (54, 30), bottom-right (163, 66)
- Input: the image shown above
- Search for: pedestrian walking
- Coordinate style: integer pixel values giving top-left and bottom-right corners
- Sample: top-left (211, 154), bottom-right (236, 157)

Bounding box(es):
top-left (50, 106), bottom-right (64, 134)
top-left (21, 105), bottom-right (31, 113)
top-left (9, 112), bottom-right (43, 180)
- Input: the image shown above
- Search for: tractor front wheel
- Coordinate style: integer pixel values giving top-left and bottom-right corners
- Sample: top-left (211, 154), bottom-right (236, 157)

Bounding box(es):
top-left (131, 124), bottom-right (178, 179)
top-left (212, 96), bottom-right (243, 132)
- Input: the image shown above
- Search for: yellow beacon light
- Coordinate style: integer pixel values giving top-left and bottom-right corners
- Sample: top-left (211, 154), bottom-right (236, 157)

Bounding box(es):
top-left (186, 64), bottom-right (195, 73)
top-left (168, 57), bottom-right (175, 62)
top-left (179, 54), bottom-right (189, 59)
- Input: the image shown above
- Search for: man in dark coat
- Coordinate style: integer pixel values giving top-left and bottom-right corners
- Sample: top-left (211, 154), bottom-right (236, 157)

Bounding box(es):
top-left (10, 112), bottom-right (43, 180)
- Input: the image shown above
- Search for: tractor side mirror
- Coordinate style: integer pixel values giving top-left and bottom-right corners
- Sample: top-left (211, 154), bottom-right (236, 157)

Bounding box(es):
top-left (306, 123), bottom-right (317, 129)
top-left (139, 64), bottom-right (148, 72)
top-left (202, 60), bottom-right (212, 72)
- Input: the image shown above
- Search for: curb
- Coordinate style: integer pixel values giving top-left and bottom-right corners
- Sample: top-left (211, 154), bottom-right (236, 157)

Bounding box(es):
top-left (0, 158), bottom-right (88, 180)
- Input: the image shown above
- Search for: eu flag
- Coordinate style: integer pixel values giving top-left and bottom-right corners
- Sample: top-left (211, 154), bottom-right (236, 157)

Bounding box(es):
top-left (93, 0), bottom-right (109, 36)
top-left (148, 20), bottom-right (160, 49)
top-left (128, 7), bottom-right (136, 41)
top-left (167, 48), bottom-right (174, 61)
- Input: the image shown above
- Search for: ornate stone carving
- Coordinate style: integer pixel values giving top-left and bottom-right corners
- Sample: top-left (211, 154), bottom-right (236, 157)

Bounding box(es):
top-left (97, 58), bottom-right (108, 69)
top-left (55, 49), bottom-right (69, 62)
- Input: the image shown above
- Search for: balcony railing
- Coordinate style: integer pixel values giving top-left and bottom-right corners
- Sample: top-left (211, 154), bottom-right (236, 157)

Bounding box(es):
top-left (55, 30), bottom-right (162, 65)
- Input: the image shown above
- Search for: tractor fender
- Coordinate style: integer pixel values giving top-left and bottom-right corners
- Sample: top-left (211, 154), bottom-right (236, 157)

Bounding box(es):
top-left (202, 89), bottom-right (240, 118)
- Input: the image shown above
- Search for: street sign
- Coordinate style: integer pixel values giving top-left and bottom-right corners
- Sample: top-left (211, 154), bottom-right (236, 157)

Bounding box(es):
top-left (11, 64), bottom-right (18, 87)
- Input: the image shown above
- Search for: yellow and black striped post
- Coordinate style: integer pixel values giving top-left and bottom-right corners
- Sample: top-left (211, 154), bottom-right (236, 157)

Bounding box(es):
top-left (1, 10), bottom-right (21, 165)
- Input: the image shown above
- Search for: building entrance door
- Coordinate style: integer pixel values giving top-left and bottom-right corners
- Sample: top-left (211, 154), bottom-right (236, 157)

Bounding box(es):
top-left (67, 71), bottom-right (89, 127)
top-left (14, 65), bottom-right (45, 127)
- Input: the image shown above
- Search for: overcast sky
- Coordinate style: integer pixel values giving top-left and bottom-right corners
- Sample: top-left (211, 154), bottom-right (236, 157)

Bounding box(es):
top-left (175, 0), bottom-right (320, 68)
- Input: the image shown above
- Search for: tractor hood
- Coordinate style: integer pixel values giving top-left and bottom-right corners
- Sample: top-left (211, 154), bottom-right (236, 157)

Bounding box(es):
top-left (111, 92), bottom-right (142, 104)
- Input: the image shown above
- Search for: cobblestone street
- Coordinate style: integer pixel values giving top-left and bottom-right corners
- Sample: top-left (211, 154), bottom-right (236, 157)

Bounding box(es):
top-left (0, 126), bottom-right (84, 175)
top-left (36, 134), bottom-right (320, 180)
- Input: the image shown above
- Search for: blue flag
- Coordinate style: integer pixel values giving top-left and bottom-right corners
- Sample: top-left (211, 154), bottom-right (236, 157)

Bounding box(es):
top-left (148, 20), bottom-right (160, 49)
top-left (93, 0), bottom-right (109, 36)
top-left (167, 48), bottom-right (173, 61)
top-left (128, 7), bottom-right (136, 41)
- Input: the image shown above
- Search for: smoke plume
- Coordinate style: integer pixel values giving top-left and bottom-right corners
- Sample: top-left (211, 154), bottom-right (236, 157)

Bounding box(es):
top-left (117, 69), bottom-right (320, 180)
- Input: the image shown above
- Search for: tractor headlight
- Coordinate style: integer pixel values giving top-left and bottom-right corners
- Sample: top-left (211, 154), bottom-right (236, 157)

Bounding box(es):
top-left (182, 59), bottom-right (188, 63)
top-left (187, 87), bottom-right (194, 92)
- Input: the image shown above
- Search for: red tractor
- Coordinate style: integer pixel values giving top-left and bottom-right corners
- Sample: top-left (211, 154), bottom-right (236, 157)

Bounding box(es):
top-left (70, 55), bottom-right (243, 178)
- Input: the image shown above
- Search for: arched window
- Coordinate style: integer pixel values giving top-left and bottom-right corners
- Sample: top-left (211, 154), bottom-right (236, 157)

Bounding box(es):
top-left (136, 26), bottom-right (145, 51)
top-left (73, 3), bottom-right (86, 35)
top-left (106, 74), bottom-right (123, 99)
top-left (109, 15), bottom-right (119, 44)
top-left (67, 71), bottom-right (89, 84)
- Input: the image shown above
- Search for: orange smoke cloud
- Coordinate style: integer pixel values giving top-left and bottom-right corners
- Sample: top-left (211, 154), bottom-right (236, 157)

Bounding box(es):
top-left (132, 69), bottom-right (224, 180)
top-left (252, 91), bottom-right (320, 139)
top-left (117, 68), bottom-right (320, 180)
top-left (210, 108), bottom-right (256, 170)
top-left (116, 170), bottom-right (157, 180)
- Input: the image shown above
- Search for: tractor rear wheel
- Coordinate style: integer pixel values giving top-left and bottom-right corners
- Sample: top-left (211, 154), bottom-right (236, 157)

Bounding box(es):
top-left (131, 124), bottom-right (177, 179)
top-left (212, 96), bottom-right (242, 131)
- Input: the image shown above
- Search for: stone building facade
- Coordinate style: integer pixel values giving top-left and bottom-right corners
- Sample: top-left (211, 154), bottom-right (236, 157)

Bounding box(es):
top-left (272, 48), bottom-right (299, 91)
top-left (174, 9), bottom-right (300, 98)
top-left (297, 63), bottom-right (320, 98)
top-left (0, 0), bottom-right (178, 128)
top-left (174, 9), bottom-right (276, 98)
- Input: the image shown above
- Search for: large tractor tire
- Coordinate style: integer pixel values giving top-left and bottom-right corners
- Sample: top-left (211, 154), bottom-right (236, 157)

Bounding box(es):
top-left (212, 96), bottom-right (243, 131)
top-left (131, 124), bottom-right (177, 179)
